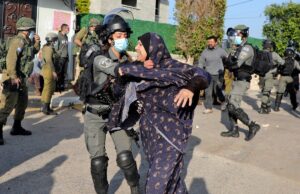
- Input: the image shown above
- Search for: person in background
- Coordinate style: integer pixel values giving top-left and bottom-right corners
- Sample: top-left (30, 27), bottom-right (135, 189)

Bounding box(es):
top-left (198, 35), bottom-right (227, 114)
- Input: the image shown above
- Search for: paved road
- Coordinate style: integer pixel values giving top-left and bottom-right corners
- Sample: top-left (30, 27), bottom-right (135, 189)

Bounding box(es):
top-left (0, 89), bottom-right (300, 194)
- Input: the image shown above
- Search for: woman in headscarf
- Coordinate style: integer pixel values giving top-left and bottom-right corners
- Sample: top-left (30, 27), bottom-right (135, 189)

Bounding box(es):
top-left (118, 32), bottom-right (211, 193)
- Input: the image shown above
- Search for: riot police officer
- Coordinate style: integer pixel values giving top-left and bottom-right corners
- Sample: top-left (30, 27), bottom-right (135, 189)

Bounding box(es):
top-left (275, 47), bottom-right (300, 111)
top-left (79, 10), bottom-right (140, 194)
top-left (220, 25), bottom-right (260, 141)
top-left (40, 32), bottom-right (59, 115)
top-left (259, 40), bottom-right (285, 114)
top-left (0, 17), bottom-right (40, 145)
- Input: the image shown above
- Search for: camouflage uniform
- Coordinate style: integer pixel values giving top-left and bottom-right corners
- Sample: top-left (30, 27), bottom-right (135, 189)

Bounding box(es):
top-left (0, 17), bottom-right (40, 145)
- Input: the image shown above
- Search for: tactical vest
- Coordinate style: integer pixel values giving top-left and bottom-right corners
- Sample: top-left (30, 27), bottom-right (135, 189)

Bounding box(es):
top-left (16, 35), bottom-right (35, 78)
top-left (278, 57), bottom-right (295, 76)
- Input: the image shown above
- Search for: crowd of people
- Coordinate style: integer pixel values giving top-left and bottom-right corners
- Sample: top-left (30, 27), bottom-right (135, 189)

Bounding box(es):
top-left (0, 7), bottom-right (299, 194)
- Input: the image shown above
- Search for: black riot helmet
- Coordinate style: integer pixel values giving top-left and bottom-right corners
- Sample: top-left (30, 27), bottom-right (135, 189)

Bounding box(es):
top-left (287, 40), bottom-right (299, 50)
top-left (284, 48), bottom-right (295, 58)
top-left (263, 39), bottom-right (276, 51)
top-left (98, 8), bottom-right (133, 44)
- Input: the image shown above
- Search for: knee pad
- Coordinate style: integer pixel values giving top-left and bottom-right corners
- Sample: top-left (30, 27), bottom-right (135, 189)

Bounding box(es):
top-left (90, 156), bottom-right (109, 194)
top-left (117, 150), bottom-right (139, 187)
top-left (227, 103), bottom-right (236, 115)
top-left (116, 150), bottom-right (135, 169)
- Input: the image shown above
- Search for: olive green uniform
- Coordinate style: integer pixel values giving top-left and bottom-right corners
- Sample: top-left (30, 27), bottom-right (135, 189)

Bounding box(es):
top-left (0, 33), bottom-right (40, 125)
top-left (41, 45), bottom-right (56, 103)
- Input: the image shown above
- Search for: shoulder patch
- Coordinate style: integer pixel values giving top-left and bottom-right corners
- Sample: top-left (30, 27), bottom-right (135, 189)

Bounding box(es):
top-left (101, 58), bottom-right (114, 68)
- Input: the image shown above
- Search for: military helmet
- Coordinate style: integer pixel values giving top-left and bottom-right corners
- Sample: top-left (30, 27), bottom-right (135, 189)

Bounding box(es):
top-left (16, 17), bottom-right (36, 30)
top-left (89, 18), bottom-right (101, 27)
top-left (263, 39), bottom-right (276, 50)
top-left (234, 24), bottom-right (249, 37)
top-left (45, 32), bottom-right (58, 42)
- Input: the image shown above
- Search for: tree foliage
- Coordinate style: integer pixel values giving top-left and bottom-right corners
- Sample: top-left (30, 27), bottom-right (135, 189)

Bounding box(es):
top-left (175, 0), bottom-right (226, 63)
top-left (263, 2), bottom-right (300, 55)
top-left (75, 0), bottom-right (90, 14)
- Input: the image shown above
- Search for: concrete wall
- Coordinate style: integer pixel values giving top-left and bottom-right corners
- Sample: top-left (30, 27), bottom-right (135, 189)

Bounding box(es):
top-left (37, 0), bottom-right (76, 80)
top-left (89, 0), bottom-right (169, 24)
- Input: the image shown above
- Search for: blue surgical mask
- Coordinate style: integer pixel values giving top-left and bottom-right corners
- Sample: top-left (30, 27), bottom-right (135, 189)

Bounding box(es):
top-left (234, 36), bottom-right (242, 45)
top-left (114, 38), bottom-right (129, 52)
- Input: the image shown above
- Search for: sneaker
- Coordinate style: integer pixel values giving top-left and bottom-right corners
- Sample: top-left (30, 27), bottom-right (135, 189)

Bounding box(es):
top-left (203, 109), bottom-right (213, 114)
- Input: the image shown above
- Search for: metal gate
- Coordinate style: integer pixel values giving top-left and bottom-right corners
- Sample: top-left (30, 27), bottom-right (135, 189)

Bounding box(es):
top-left (0, 0), bottom-right (37, 39)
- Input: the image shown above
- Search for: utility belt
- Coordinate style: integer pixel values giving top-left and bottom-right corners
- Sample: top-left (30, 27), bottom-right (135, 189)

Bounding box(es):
top-left (234, 77), bottom-right (251, 83)
top-left (85, 105), bottom-right (111, 120)
top-left (280, 73), bottom-right (292, 76)
top-left (85, 94), bottom-right (112, 105)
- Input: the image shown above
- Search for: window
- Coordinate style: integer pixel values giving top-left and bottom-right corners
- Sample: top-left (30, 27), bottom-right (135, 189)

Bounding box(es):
top-left (122, 0), bottom-right (137, 7)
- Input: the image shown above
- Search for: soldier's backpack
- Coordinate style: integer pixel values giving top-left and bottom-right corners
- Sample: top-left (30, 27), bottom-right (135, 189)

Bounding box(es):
top-left (74, 43), bottom-right (102, 102)
top-left (251, 46), bottom-right (274, 76)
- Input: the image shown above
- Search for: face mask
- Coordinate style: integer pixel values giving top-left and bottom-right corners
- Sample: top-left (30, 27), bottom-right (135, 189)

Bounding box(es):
top-left (29, 31), bottom-right (35, 41)
top-left (234, 36), bottom-right (242, 45)
top-left (114, 38), bottom-right (129, 52)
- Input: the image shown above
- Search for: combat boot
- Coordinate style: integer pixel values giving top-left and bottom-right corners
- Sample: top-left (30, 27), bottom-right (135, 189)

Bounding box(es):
top-left (258, 103), bottom-right (270, 114)
top-left (41, 103), bottom-right (57, 115)
top-left (10, 120), bottom-right (32, 136)
top-left (245, 122), bottom-right (260, 141)
top-left (91, 156), bottom-right (109, 194)
top-left (220, 126), bottom-right (239, 138)
top-left (117, 150), bottom-right (140, 194)
top-left (0, 124), bottom-right (4, 145)
top-left (274, 93), bottom-right (283, 112)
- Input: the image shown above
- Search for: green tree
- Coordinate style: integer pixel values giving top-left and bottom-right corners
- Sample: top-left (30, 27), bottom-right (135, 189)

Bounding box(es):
top-left (263, 2), bottom-right (300, 55)
top-left (175, 0), bottom-right (226, 64)
top-left (75, 0), bottom-right (90, 14)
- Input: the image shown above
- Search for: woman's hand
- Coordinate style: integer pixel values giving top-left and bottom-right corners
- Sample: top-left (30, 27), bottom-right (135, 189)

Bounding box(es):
top-left (174, 88), bottom-right (194, 107)
top-left (144, 60), bottom-right (154, 69)
top-left (118, 68), bottom-right (124, 76)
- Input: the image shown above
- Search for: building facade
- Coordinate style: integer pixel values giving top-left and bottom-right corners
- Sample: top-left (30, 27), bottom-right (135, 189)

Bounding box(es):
top-left (89, 0), bottom-right (169, 23)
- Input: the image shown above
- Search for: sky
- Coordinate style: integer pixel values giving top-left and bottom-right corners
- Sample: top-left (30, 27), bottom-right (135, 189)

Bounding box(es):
top-left (168, 0), bottom-right (300, 38)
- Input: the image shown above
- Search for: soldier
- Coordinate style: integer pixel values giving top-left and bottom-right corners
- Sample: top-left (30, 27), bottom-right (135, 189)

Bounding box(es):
top-left (55, 23), bottom-right (69, 92)
top-left (275, 48), bottom-right (300, 111)
top-left (220, 25), bottom-right (260, 141)
top-left (72, 18), bottom-right (100, 84)
top-left (0, 17), bottom-right (40, 145)
top-left (40, 32), bottom-right (59, 115)
top-left (78, 10), bottom-right (140, 194)
top-left (198, 35), bottom-right (227, 113)
top-left (259, 40), bottom-right (285, 114)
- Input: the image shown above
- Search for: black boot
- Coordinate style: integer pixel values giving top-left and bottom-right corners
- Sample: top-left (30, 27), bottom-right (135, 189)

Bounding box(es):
top-left (258, 103), bottom-right (270, 114)
top-left (91, 156), bottom-right (109, 194)
top-left (0, 124), bottom-right (4, 145)
top-left (117, 151), bottom-right (140, 194)
top-left (10, 120), bottom-right (31, 136)
top-left (245, 122), bottom-right (260, 141)
top-left (220, 126), bottom-right (239, 138)
top-left (274, 93), bottom-right (283, 112)
top-left (41, 103), bottom-right (57, 115)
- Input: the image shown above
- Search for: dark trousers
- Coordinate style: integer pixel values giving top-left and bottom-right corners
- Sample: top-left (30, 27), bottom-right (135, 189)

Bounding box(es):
top-left (204, 74), bottom-right (225, 109)
top-left (56, 57), bottom-right (68, 91)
